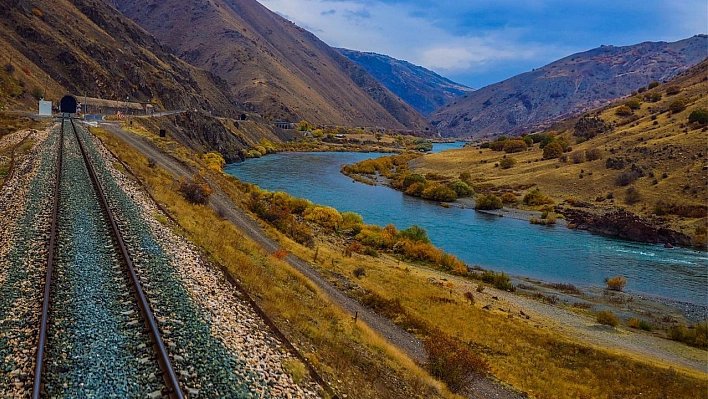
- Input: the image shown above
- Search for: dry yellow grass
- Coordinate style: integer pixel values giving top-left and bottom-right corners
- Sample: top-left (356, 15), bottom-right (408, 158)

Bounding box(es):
top-left (92, 127), bottom-right (459, 399)
top-left (412, 73), bottom-right (708, 241)
top-left (282, 235), bottom-right (708, 399)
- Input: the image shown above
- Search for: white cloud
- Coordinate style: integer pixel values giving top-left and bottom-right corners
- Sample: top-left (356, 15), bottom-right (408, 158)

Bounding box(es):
top-left (259, 0), bottom-right (707, 86)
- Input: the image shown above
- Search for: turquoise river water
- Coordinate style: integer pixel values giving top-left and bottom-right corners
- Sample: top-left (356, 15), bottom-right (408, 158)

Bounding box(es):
top-left (224, 144), bottom-right (707, 305)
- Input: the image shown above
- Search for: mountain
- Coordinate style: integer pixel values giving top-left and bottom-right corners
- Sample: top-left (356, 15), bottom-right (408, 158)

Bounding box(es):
top-left (429, 35), bottom-right (708, 139)
top-left (114, 0), bottom-right (433, 132)
top-left (336, 48), bottom-right (473, 116)
top-left (0, 0), bottom-right (243, 116)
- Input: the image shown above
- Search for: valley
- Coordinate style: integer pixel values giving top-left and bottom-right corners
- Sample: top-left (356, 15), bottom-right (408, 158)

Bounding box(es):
top-left (0, 0), bottom-right (706, 398)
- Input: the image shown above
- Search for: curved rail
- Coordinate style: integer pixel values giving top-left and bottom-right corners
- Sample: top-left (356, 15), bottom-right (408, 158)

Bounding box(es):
top-left (32, 121), bottom-right (64, 399)
top-left (33, 118), bottom-right (185, 398)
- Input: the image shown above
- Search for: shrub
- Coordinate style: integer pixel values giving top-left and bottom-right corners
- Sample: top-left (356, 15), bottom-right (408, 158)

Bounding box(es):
top-left (625, 186), bottom-right (642, 204)
top-left (596, 310), bottom-right (618, 327)
top-left (542, 141), bottom-right (563, 159)
top-left (644, 92), bottom-right (662, 102)
top-left (400, 225), bottom-right (430, 243)
top-left (605, 275), bottom-right (627, 291)
top-left (463, 291), bottom-right (475, 305)
top-left (474, 194), bottom-right (502, 210)
top-left (625, 98), bottom-right (641, 110)
top-left (448, 180), bottom-right (473, 197)
top-left (341, 212), bottom-right (363, 234)
top-left (424, 329), bottom-right (488, 393)
top-left (669, 323), bottom-right (708, 348)
top-left (585, 148), bottom-right (603, 161)
top-left (666, 86), bottom-right (681, 95)
top-left (481, 270), bottom-right (514, 291)
top-left (422, 184), bottom-right (457, 202)
top-left (402, 173), bottom-right (426, 189)
top-left (353, 267), bottom-right (366, 278)
top-left (499, 157), bottom-right (517, 169)
top-left (178, 175), bottom-right (213, 205)
top-left (523, 189), bottom-right (554, 206)
top-left (503, 139), bottom-right (527, 153)
top-left (615, 170), bottom-right (640, 186)
top-left (346, 241), bottom-right (364, 256)
top-left (688, 109), bottom-right (708, 125)
top-left (571, 151), bottom-right (585, 164)
top-left (304, 206), bottom-right (343, 232)
top-left (500, 192), bottom-right (518, 204)
top-left (668, 98), bottom-right (688, 113)
top-left (4, 63), bottom-right (14, 74)
top-left (605, 157), bottom-right (626, 170)
top-left (31, 87), bottom-right (42, 101)
top-left (615, 105), bottom-right (633, 116)
top-left (476, 283), bottom-right (485, 293)
top-left (648, 81), bottom-right (660, 89)
top-left (639, 320), bottom-right (653, 331)
top-left (203, 151), bottom-right (226, 172)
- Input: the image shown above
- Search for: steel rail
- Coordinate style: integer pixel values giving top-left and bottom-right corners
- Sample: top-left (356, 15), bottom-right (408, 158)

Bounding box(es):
top-left (31, 119), bottom-right (65, 399)
top-left (68, 119), bottom-right (185, 399)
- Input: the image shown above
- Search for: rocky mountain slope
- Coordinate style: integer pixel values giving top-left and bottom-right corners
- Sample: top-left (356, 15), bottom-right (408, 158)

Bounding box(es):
top-left (0, 0), bottom-right (242, 116)
top-left (430, 35), bottom-right (708, 139)
top-left (337, 48), bottom-right (473, 116)
top-left (114, 0), bottom-right (432, 132)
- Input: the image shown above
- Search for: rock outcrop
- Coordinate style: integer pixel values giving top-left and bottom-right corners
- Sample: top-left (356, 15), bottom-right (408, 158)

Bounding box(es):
top-left (561, 208), bottom-right (692, 247)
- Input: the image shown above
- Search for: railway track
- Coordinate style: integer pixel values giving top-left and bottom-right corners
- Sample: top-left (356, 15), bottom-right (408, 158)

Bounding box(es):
top-left (0, 119), bottom-right (321, 398)
top-left (31, 118), bottom-right (183, 398)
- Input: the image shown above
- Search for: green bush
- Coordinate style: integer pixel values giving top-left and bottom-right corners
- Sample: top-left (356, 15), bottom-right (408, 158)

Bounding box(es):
top-left (596, 310), bottom-right (618, 327)
top-left (421, 184), bottom-right (457, 202)
top-left (648, 81), bottom-right (660, 89)
top-left (448, 180), bottom-right (473, 197)
top-left (402, 173), bottom-right (426, 189)
top-left (523, 189), bottom-right (554, 206)
top-left (399, 225), bottom-right (430, 244)
top-left (668, 98), bottom-right (688, 113)
top-left (499, 157), bottom-right (517, 169)
top-left (542, 141), bottom-right (563, 159)
top-left (480, 270), bottom-right (514, 291)
top-left (669, 322), bottom-right (707, 348)
top-left (688, 109), bottom-right (708, 125)
top-left (475, 194), bottom-right (502, 210)
top-left (625, 98), bottom-right (641, 110)
top-left (615, 105), bottom-right (633, 116)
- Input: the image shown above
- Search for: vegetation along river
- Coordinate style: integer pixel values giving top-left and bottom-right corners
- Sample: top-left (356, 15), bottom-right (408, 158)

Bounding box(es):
top-left (225, 144), bottom-right (707, 306)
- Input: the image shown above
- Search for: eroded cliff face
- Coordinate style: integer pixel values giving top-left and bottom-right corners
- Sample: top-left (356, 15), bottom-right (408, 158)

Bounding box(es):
top-left (561, 208), bottom-right (693, 247)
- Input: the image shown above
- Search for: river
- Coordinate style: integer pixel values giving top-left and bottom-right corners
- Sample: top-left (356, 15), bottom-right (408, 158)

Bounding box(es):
top-left (224, 144), bottom-right (707, 305)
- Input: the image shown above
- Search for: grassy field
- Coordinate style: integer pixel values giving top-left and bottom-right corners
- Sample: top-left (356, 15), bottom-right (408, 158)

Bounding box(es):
top-left (411, 68), bottom-right (708, 245)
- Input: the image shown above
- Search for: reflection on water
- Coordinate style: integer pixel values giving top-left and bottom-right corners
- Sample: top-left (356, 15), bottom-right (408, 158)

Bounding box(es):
top-left (225, 147), bottom-right (707, 305)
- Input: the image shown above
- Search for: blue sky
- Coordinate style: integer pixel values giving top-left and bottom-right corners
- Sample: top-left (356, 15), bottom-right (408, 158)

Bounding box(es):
top-left (259, 0), bottom-right (707, 88)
